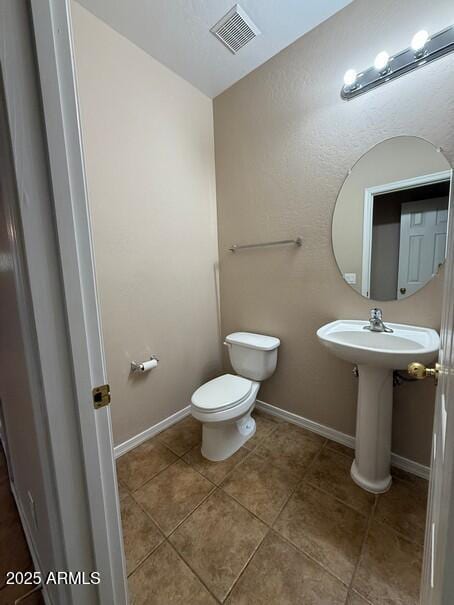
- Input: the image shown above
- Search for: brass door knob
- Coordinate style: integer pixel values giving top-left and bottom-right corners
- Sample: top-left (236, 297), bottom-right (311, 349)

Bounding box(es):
top-left (407, 362), bottom-right (440, 384)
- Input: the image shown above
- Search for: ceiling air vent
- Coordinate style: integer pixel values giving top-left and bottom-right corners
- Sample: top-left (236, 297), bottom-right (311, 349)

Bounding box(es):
top-left (211, 4), bottom-right (261, 54)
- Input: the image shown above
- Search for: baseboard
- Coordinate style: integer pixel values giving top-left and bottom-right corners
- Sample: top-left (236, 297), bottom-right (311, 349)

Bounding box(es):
top-left (256, 400), bottom-right (430, 480)
top-left (114, 405), bottom-right (191, 459)
top-left (113, 398), bottom-right (430, 479)
top-left (390, 452), bottom-right (431, 480)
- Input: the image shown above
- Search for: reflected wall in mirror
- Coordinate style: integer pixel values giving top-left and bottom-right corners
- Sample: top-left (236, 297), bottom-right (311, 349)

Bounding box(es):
top-left (332, 136), bottom-right (452, 301)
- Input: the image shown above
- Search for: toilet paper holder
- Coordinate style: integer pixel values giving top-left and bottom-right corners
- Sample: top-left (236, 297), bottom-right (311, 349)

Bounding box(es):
top-left (130, 355), bottom-right (159, 373)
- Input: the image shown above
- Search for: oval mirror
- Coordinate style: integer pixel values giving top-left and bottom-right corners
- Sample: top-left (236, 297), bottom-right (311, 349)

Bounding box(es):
top-left (332, 136), bottom-right (451, 301)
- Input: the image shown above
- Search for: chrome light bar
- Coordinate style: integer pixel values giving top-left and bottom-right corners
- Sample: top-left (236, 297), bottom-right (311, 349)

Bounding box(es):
top-left (341, 24), bottom-right (454, 100)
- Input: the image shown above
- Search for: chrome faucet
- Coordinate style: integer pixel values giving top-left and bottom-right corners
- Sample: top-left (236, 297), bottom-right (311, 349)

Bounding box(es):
top-left (363, 308), bottom-right (393, 333)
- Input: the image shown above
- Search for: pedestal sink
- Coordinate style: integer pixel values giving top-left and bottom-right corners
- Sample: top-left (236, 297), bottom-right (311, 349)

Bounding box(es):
top-left (317, 320), bottom-right (439, 493)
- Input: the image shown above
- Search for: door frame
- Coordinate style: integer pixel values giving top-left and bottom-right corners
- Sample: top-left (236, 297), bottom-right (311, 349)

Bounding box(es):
top-left (29, 1), bottom-right (127, 603)
top-left (361, 170), bottom-right (451, 297)
top-left (422, 169), bottom-right (454, 605)
top-left (1, 1), bottom-right (127, 603)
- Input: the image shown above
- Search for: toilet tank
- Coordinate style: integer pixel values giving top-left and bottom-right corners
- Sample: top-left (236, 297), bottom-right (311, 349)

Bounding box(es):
top-left (225, 332), bottom-right (280, 381)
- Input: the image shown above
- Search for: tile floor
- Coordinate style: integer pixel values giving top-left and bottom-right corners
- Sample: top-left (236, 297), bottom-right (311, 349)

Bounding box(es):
top-left (0, 446), bottom-right (44, 605)
top-left (117, 410), bottom-right (427, 605)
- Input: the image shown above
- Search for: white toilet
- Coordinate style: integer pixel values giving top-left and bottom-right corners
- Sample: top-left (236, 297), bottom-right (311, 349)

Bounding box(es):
top-left (191, 332), bottom-right (280, 461)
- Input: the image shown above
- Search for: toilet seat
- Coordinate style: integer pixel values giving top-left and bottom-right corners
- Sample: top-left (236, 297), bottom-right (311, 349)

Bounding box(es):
top-left (191, 374), bottom-right (253, 413)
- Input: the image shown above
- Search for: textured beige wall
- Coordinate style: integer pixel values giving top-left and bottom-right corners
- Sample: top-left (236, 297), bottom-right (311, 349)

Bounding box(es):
top-left (72, 3), bottom-right (221, 445)
top-left (214, 0), bottom-right (454, 465)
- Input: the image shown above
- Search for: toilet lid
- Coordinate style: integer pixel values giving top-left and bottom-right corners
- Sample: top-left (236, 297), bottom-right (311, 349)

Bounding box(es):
top-left (191, 374), bottom-right (253, 412)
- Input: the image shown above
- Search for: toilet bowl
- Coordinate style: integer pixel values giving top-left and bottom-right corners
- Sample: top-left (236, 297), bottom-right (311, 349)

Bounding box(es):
top-left (191, 332), bottom-right (280, 461)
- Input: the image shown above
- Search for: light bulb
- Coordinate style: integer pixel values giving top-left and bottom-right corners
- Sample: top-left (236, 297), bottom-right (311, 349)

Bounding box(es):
top-left (411, 30), bottom-right (429, 51)
top-left (374, 51), bottom-right (389, 71)
top-left (343, 69), bottom-right (357, 87)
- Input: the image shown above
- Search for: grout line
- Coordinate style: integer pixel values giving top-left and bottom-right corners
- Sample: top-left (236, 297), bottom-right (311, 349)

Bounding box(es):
top-left (164, 484), bottom-right (268, 603)
top-left (125, 536), bottom-right (164, 578)
top-left (270, 440), bottom-right (328, 523)
top-left (241, 432), bottom-right (277, 454)
top-left (123, 547), bottom-right (156, 582)
top-left (157, 474), bottom-right (275, 602)
top-left (324, 443), bottom-right (355, 459)
top-left (259, 443), bottom-right (369, 592)
top-left (165, 539), bottom-right (222, 604)
top-left (163, 483), bottom-right (217, 539)
top-left (346, 493), bottom-right (378, 599)
top-left (131, 474), bottom-right (217, 540)
top-left (121, 411), bottom-right (279, 494)
top-left (120, 453), bottom-right (219, 549)
top-left (303, 477), bottom-right (371, 518)
top-left (219, 441), bottom-right (329, 601)
top-left (221, 525), bottom-right (272, 603)
top-left (118, 483), bottom-right (166, 577)
top-left (125, 456), bottom-right (180, 494)
top-left (121, 416), bottom-right (284, 580)
top-left (346, 589), bottom-right (375, 605)
top-left (267, 526), bottom-right (351, 589)
top-left (367, 515), bottom-right (425, 549)
top-left (164, 469), bottom-right (220, 539)
top-left (124, 494), bottom-right (222, 603)
top-left (218, 438), bottom-right (327, 532)
top-left (120, 414), bottom-right (425, 604)
top-left (303, 441), bottom-right (374, 517)
top-left (185, 443), bottom-right (259, 487)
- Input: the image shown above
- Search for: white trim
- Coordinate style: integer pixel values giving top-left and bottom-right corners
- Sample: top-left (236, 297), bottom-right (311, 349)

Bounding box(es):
top-left (361, 170), bottom-right (451, 298)
top-left (30, 2), bottom-right (127, 603)
top-left (0, 4), bottom-right (109, 603)
top-left (256, 400), bottom-right (430, 479)
top-left (256, 400), bottom-right (355, 448)
top-left (391, 452), bottom-right (431, 480)
top-left (113, 398), bottom-right (430, 480)
top-left (361, 191), bottom-right (374, 298)
top-left (422, 169), bottom-right (454, 605)
top-left (114, 406), bottom-right (191, 459)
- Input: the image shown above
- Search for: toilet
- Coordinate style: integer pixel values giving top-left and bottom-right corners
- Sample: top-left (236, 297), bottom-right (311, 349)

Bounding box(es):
top-left (191, 332), bottom-right (280, 461)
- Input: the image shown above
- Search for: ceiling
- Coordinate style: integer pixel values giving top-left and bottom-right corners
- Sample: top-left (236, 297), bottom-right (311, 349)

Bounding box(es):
top-left (75, 0), bottom-right (352, 98)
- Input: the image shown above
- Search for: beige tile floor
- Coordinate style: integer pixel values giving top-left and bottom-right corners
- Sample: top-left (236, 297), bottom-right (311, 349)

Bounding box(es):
top-left (118, 410), bottom-right (427, 605)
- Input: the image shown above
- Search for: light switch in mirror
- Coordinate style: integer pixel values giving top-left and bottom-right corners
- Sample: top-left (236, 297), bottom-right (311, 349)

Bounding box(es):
top-left (332, 136), bottom-right (452, 301)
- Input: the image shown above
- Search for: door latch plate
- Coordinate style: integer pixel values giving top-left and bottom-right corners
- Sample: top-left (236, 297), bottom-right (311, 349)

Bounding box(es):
top-left (92, 384), bottom-right (111, 409)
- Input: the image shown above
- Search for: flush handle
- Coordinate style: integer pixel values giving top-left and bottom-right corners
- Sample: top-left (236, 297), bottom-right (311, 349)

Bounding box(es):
top-left (407, 362), bottom-right (440, 385)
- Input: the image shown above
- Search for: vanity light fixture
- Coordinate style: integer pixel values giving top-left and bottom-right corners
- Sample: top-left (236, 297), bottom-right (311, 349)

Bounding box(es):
top-left (341, 23), bottom-right (454, 100)
top-left (411, 29), bottom-right (429, 54)
top-left (374, 50), bottom-right (389, 72)
top-left (343, 68), bottom-right (357, 87)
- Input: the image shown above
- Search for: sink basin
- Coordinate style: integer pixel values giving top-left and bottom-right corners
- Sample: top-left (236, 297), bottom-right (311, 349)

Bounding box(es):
top-left (317, 320), bottom-right (440, 369)
top-left (317, 319), bottom-right (439, 494)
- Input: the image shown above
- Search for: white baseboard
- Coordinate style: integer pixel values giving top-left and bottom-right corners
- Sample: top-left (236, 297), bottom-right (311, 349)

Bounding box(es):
top-left (113, 399), bottom-right (430, 480)
top-left (114, 405), bottom-right (191, 459)
top-left (256, 400), bottom-right (430, 480)
top-left (389, 452), bottom-right (431, 480)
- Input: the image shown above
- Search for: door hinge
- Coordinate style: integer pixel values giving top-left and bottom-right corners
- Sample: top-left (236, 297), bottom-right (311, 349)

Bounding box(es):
top-left (92, 384), bottom-right (111, 409)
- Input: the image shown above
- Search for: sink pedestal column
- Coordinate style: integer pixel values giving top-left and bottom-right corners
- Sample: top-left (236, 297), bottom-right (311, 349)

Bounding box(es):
top-left (351, 365), bottom-right (393, 493)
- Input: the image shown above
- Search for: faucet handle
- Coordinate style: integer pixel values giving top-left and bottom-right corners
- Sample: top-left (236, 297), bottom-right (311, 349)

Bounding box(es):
top-left (370, 308), bottom-right (383, 320)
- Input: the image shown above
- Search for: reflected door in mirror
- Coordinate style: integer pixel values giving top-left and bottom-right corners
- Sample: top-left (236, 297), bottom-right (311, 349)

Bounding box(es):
top-left (332, 136), bottom-right (452, 301)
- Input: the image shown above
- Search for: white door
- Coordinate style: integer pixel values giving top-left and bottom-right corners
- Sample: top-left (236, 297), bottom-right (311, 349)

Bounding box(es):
top-left (397, 198), bottom-right (449, 299)
top-left (1, 1), bottom-right (128, 603)
top-left (420, 170), bottom-right (454, 604)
